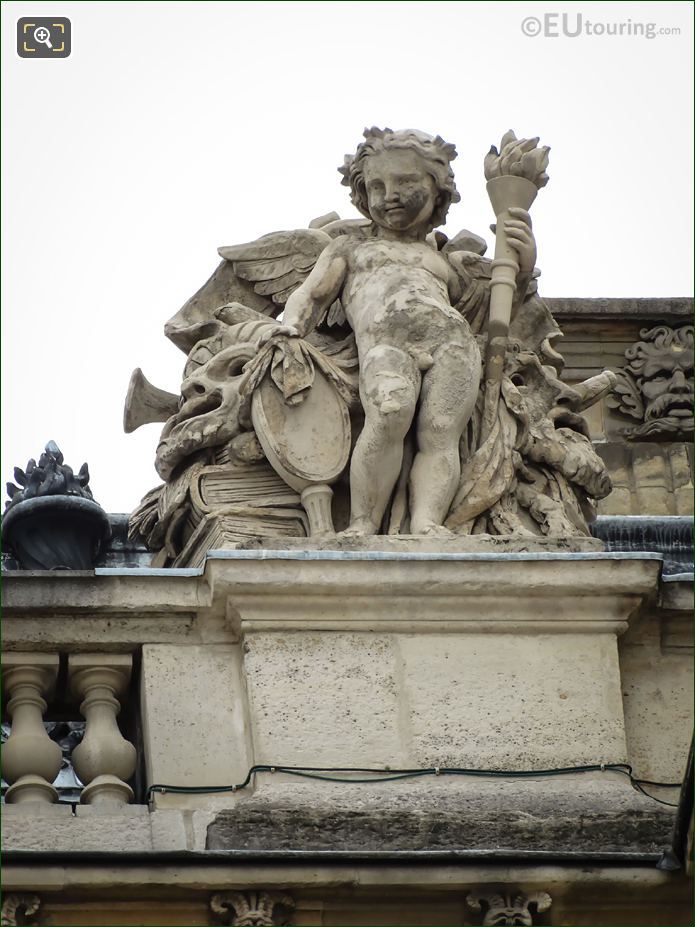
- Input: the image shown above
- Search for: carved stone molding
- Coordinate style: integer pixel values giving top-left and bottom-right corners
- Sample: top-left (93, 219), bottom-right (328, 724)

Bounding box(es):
top-left (466, 890), bottom-right (552, 926)
top-left (608, 324), bottom-right (693, 439)
top-left (0, 894), bottom-right (42, 927)
top-left (210, 891), bottom-right (295, 926)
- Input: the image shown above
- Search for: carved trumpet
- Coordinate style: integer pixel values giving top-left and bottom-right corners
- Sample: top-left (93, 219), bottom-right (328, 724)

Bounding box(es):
top-left (123, 368), bottom-right (179, 433)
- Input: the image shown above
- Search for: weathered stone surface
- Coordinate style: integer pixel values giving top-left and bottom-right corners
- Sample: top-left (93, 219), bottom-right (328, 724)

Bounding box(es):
top-left (595, 443), bottom-right (693, 516)
top-left (2, 859), bottom-right (691, 927)
top-left (244, 632), bottom-right (406, 768)
top-left (126, 128), bottom-right (616, 565)
top-left (141, 644), bottom-right (253, 810)
top-left (206, 778), bottom-right (674, 855)
top-left (2, 570), bottom-right (204, 615)
top-left (237, 534), bottom-right (603, 554)
top-left (545, 297), bottom-right (693, 320)
top-left (401, 632), bottom-right (627, 769)
top-left (243, 629), bottom-right (627, 771)
top-left (2, 804), bottom-right (153, 853)
top-left (619, 588), bottom-right (694, 783)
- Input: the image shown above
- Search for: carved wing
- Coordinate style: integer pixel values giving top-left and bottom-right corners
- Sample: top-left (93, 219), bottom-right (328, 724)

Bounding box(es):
top-left (219, 227), bottom-right (358, 330)
top-left (220, 228), bottom-right (332, 306)
top-left (447, 249), bottom-right (493, 334)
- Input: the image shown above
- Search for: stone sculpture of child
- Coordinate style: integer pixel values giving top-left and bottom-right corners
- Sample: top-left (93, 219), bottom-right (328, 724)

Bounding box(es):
top-left (273, 128), bottom-right (536, 536)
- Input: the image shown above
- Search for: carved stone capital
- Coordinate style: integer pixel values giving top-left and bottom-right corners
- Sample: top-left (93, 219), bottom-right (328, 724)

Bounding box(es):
top-left (466, 890), bottom-right (552, 926)
top-left (210, 891), bottom-right (295, 926)
top-left (0, 893), bottom-right (42, 926)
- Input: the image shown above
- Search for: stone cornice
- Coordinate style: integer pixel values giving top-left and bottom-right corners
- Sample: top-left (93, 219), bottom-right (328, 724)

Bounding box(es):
top-left (545, 296), bottom-right (693, 320)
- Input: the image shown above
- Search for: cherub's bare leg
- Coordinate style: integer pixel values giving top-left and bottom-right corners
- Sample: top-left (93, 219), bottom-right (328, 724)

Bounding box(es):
top-left (346, 345), bottom-right (420, 535)
top-left (409, 340), bottom-right (481, 535)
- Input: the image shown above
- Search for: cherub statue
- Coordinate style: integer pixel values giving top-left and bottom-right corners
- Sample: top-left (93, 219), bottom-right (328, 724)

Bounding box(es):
top-left (265, 128), bottom-right (536, 536)
top-left (126, 126), bottom-right (615, 562)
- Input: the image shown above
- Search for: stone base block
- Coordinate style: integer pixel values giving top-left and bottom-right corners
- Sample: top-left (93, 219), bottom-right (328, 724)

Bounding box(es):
top-left (207, 776), bottom-right (675, 856)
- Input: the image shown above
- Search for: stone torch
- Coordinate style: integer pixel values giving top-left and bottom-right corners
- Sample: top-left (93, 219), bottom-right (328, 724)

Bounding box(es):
top-left (480, 131), bottom-right (550, 441)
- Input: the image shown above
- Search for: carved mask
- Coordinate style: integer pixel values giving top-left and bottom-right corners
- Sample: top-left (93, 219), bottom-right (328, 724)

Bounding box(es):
top-left (608, 325), bottom-right (693, 438)
top-left (155, 341), bottom-right (256, 480)
top-left (638, 344), bottom-right (693, 422)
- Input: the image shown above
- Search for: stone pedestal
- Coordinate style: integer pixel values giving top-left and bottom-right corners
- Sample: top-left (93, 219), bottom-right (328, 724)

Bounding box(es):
top-left (165, 547), bottom-right (673, 855)
top-left (216, 549), bottom-right (651, 764)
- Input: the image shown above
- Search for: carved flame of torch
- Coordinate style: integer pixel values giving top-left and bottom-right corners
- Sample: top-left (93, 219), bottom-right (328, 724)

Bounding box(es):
top-left (481, 130), bottom-right (550, 441)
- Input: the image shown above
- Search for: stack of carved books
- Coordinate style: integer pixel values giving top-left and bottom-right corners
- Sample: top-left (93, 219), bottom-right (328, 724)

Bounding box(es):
top-left (173, 461), bottom-right (308, 568)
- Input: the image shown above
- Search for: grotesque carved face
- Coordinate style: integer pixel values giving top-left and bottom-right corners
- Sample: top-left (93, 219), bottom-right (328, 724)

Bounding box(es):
top-left (639, 342), bottom-right (693, 422)
top-left (155, 342), bottom-right (255, 480)
top-left (363, 148), bottom-right (439, 234)
top-left (210, 891), bottom-right (294, 927)
top-left (466, 892), bottom-right (552, 927)
top-left (484, 912), bottom-right (533, 927)
top-left (610, 325), bottom-right (693, 438)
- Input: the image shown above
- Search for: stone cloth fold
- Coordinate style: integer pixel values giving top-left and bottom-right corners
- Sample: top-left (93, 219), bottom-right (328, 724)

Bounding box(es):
top-left (445, 378), bottom-right (530, 532)
top-left (240, 335), bottom-right (359, 425)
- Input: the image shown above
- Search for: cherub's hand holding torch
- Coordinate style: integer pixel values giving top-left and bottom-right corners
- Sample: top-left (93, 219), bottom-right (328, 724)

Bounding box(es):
top-left (481, 131), bottom-right (550, 441)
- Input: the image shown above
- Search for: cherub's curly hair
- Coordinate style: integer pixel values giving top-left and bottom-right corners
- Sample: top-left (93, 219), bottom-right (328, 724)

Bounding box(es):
top-left (338, 127), bottom-right (460, 231)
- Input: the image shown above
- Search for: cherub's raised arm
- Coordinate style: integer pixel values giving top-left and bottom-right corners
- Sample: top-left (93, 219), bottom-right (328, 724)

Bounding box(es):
top-left (282, 240), bottom-right (348, 337)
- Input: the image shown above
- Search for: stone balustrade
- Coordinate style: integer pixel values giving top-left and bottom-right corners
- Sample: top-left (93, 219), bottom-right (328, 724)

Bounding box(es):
top-left (1, 652), bottom-right (136, 807)
top-left (1, 654), bottom-right (62, 804)
top-left (68, 654), bottom-right (137, 806)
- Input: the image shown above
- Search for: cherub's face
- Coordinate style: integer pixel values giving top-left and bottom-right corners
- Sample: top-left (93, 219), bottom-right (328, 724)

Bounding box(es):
top-left (363, 148), bottom-right (438, 234)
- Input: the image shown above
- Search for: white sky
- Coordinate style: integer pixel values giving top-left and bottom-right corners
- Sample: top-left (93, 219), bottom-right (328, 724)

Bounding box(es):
top-left (2, 0), bottom-right (693, 513)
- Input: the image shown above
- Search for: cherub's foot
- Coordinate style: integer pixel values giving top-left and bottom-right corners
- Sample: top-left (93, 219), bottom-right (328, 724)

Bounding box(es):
top-left (414, 523), bottom-right (455, 539)
top-left (338, 518), bottom-right (378, 538)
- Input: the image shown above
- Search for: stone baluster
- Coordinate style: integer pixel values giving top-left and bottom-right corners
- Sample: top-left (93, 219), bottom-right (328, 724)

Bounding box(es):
top-left (1, 653), bottom-right (62, 805)
top-left (68, 654), bottom-right (137, 806)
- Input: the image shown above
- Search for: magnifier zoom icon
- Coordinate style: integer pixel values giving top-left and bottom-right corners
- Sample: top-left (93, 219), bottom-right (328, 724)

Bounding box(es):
top-left (33, 26), bottom-right (53, 48)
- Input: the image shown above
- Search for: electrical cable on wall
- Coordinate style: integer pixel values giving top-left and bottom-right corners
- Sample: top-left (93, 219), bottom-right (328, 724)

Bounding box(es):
top-left (146, 761), bottom-right (681, 807)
